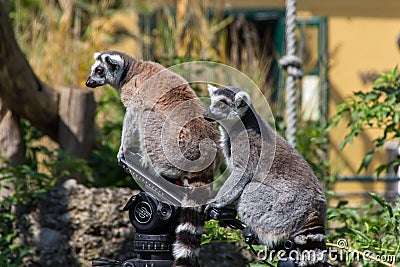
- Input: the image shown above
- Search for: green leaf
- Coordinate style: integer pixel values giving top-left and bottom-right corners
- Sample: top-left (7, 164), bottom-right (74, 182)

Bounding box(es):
top-left (369, 192), bottom-right (387, 208)
top-left (348, 228), bottom-right (371, 242)
top-left (337, 200), bottom-right (348, 208)
top-left (357, 151), bottom-right (374, 173)
top-left (376, 164), bottom-right (388, 177)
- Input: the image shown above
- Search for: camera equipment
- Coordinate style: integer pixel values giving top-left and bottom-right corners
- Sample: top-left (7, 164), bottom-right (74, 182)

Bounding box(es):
top-left (92, 191), bottom-right (177, 267)
top-left (119, 150), bottom-right (186, 206)
top-left (123, 191), bottom-right (176, 234)
top-left (91, 153), bottom-right (179, 267)
top-left (91, 150), bottom-right (280, 266)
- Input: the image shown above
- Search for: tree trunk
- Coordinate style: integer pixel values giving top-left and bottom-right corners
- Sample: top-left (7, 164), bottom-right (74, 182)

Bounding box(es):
top-left (0, 96), bottom-right (24, 199)
top-left (0, 97), bottom-right (24, 165)
top-left (0, 0), bottom-right (97, 167)
top-left (59, 87), bottom-right (95, 159)
top-left (0, 0), bottom-right (60, 141)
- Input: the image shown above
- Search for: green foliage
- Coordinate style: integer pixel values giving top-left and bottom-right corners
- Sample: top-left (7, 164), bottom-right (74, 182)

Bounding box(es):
top-left (0, 119), bottom-right (95, 266)
top-left (324, 67), bottom-right (400, 266)
top-left (202, 220), bottom-right (243, 245)
top-left (0, 198), bottom-right (32, 267)
top-left (327, 194), bottom-right (400, 266)
top-left (327, 67), bottom-right (400, 176)
top-left (21, 119), bottom-right (92, 184)
top-left (20, 88), bottom-right (136, 189)
top-left (295, 120), bottom-right (337, 193)
top-left (0, 157), bottom-right (55, 266)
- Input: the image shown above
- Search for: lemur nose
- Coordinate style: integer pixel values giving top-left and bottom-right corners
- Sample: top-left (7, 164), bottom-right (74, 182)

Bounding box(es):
top-left (86, 78), bottom-right (96, 88)
top-left (203, 110), bottom-right (215, 122)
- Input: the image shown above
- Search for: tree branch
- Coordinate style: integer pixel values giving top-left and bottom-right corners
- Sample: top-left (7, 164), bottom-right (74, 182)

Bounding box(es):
top-left (0, 0), bottom-right (60, 141)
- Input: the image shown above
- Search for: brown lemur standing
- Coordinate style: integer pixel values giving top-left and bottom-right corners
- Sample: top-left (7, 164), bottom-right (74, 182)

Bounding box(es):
top-left (86, 51), bottom-right (221, 267)
top-left (204, 85), bottom-right (327, 267)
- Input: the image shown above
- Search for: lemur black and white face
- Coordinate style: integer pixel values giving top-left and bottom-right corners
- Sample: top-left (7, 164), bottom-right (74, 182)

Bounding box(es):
top-left (86, 52), bottom-right (125, 88)
top-left (204, 85), bottom-right (251, 122)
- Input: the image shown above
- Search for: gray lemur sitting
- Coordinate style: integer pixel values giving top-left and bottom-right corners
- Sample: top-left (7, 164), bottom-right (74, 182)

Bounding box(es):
top-left (204, 86), bottom-right (327, 267)
top-left (86, 51), bottom-right (221, 267)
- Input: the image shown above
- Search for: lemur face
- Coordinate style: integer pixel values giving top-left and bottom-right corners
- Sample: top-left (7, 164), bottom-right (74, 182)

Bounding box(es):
top-left (203, 85), bottom-right (251, 122)
top-left (86, 52), bottom-right (125, 88)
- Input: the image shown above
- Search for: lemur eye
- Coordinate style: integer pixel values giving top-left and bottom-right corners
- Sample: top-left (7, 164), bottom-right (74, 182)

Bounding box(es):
top-left (95, 67), bottom-right (103, 74)
top-left (219, 102), bottom-right (226, 108)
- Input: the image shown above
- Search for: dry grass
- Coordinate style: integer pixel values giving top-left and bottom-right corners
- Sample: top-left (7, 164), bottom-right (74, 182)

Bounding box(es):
top-left (12, 0), bottom-right (138, 166)
top-left (13, 0), bottom-right (138, 89)
top-left (151, 0), bottom-right (274, 98)
top-left (152, 0), bottom-right (233, 63)
top-left (13, 0), bottom-right (274, 96)
top-left (13, 0), bottom-right (275, 143)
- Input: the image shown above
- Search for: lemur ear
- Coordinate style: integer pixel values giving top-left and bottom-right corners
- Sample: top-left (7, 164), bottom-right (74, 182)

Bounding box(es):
top-left (207, 84), bottom-right (218, 96)
top-left (234, 91), bottom-right (251, 108)
top-left (104, 54), bottom-right (124, 72)
top-left (93, 52), bottom-right (101, 60)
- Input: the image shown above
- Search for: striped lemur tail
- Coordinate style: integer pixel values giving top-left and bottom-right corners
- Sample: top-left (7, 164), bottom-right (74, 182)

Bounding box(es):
top-left (172, 169), bottom-right (215, 267)
top-left (173, 207), bottom-right (204, 267)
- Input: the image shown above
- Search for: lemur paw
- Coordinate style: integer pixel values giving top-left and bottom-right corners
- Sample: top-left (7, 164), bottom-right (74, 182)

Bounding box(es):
top-left (205, 201), bottom-right (225, 214)
top-left (117, 146), bottom-right (125, 164)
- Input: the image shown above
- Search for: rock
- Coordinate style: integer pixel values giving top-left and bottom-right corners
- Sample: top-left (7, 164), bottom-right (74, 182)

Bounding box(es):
top-left (16, 184), bottom-right (136, 267)
top-left (15, 185), bottom-right (244, 267)
top-left (62, 179), bottom-right (78, 192)
top-left (38, 228), bottom-right (64, 252)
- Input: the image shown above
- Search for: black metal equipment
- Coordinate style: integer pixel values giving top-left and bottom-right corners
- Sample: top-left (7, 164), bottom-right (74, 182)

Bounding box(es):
top-left (91, 153), bottom-right (180, 267)
top-left (91, 191), bottom-right (179, 267)
top-left (91, 152), bottom-right (281, 267)
top-left (91, 191), bottom-right (177, 267)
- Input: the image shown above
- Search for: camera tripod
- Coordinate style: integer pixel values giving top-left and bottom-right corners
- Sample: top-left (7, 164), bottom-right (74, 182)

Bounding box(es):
top-left (91, 151), bottom-right (296, 267)
top-left (91, 201), bottom-right (272, 267)
top-left (91, 193), bottom-right (296, 267)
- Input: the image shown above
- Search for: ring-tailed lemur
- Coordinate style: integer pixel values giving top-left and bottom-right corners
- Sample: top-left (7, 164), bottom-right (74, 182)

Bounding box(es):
top-left (86, 51), bottom-right (221, 267)
top-left (204, 86), bottom-right (327, 267)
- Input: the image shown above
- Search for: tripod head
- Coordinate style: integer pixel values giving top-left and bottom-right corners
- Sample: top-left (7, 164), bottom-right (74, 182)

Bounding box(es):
top-left (92, 191), bottom-right (176, 267)
top-left (122, 191), bottom-right (176, 234)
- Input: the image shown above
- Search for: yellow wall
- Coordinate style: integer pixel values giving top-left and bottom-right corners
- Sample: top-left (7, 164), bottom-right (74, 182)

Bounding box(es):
top-left (226, 1), bottom-right (400, 204)
top-left (226, 0), bottom-right (400, 18)
top-left (228, 0), bottom-right (400, 177)
top-left (328, 17), bottom-right (400, 176)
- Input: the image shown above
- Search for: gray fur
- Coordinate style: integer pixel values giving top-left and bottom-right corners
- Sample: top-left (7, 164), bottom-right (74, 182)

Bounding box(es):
top-left (86, 51), bottom-right (221, 267)
top-left (204, 86), bottom-right (327, 266)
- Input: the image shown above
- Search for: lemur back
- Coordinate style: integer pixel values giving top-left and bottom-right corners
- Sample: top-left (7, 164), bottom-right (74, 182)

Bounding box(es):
top-left (204, 86), bottom-right (327, 267)
top-left (86, 51), bottom-right (221, 267)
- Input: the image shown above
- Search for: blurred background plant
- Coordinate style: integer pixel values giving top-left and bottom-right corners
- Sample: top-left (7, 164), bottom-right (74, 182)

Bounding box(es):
top-left (327, 67), bottom-right (400, 177)
top-left (324, 67), bottom-right (400, 266)
top-left (1, 118), bottom-right (91, 266)
top-left (327, 193), bottom-right (399, 266)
